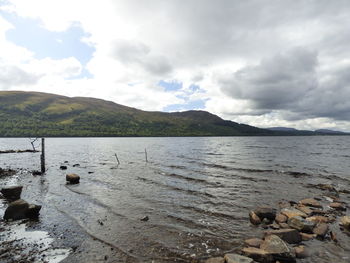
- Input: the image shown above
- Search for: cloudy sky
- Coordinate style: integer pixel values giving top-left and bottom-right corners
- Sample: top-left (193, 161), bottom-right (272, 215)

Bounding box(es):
top-left (1, 0), bottom-right (350, 131)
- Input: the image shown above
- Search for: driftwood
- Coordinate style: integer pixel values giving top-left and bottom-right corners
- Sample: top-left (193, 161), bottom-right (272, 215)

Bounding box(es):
top-left (0, 149), bottom-right (38, 154)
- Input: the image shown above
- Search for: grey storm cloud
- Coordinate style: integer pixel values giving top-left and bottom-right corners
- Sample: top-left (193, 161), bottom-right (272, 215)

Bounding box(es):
top-left (219, 47), bottom-right (350, 121)
top-left (0, 64), bottom-right (40, 89)
top-left (220, 48), bottom-right (318, 110)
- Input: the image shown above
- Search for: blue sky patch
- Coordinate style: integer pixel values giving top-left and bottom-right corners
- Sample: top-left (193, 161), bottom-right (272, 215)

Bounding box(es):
top-left (1, 11), bottom-right (94, 78)
top-left (158, 80), bottom-right (182, 92)
top-left (163, 99), bottom-right (207, 112)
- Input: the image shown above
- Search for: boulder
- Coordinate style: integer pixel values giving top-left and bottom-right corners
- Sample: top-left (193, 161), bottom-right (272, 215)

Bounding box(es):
top-left (224, 253), bottom-right (253, 263)
top-left (287, 216), bottom-right (315, 233)
top-left (254, 207), bottom-right (277, 221)
top-left (205, 257), bottom-right (225, 263)
top-left (3, 199), bottom-right (29, 220)
top-left (299, 198), bottom-right (322, 208)
top-left (1, 186), bottom-right (23, 200)
top-left (66, 173), bottom-right (80, 184)
top-left (330, 202), bottom-right (346, 211)
top-left (244, 238), bottom-right (263, 248)
top-left (340, 216), bottom-right (350, 230)
top-left (241, 247), bottom-right (273, 263)
top-left (260, 235), bottom-right (296, 263)
top-left (249, 211), bottom-right (262, 225)
top-left (275, 213), bottom-right (287, 224)
top-left (264, 229), bottom-right (301, 244)
top-left (313, 223), bottom-right (329, 238)
top-left (281, 208), bottom-right (307, 219)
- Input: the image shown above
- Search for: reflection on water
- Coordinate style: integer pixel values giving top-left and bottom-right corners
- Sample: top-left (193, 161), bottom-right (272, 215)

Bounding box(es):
top-left (0, 136), bottom-right (350, 262)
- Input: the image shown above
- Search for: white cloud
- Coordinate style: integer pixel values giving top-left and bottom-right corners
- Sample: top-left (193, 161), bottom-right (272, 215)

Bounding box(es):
top-left (1, 0), bottom-right (350, 130)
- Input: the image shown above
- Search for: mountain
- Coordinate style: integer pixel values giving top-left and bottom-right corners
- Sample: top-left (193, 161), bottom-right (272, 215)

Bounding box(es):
top-left (314, 129), bottom-right (346, 134)
top-left (0, 91), bottom-right (274, 137)
top-left (267, 127), bottom-right (348, 135)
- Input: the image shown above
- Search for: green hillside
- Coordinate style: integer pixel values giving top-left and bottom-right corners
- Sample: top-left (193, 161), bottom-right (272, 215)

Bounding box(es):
top-left (0, 91), bottom-right (273, 137)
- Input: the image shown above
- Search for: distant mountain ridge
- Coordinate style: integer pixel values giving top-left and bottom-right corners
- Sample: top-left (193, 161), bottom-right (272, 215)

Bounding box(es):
top-left (0, 91), bottom-right (348, 137)
top-left (0, 91), bottom-right (273, 137)
top-left (267, 127), bottom-right (348, 135)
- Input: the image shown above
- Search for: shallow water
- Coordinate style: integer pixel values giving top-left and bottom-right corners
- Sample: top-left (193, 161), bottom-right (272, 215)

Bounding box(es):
top-left (1, 136), bottom-right (350, 262)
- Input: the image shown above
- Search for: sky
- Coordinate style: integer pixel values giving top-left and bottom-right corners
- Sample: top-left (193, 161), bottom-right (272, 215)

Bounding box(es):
top-left (0, 0), bottom-right (350, 131)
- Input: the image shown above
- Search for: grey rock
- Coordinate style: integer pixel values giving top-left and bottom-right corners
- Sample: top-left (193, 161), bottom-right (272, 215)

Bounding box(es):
top-left (261, 235), bottom-right (296, 263)
top-left (224, 253), bottom-right (254, 263)
top-left (1, 186), bottom-right (23, 200)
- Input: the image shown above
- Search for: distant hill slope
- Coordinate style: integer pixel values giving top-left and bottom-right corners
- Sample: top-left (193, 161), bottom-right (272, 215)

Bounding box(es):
top-left (0, 91), bottom-right (274, 137)
top-left (267, 127), bottom-right (348, 135)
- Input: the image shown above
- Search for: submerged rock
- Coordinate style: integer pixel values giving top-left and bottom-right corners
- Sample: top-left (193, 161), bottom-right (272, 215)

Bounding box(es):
top-left (264, 229), bottom-right (301, 244)
top-left (140, 216), bottom-right (149, 222)
top-left (60, 165), bottom-right (68, 170)
top-left (224, 253), bottom-right (253, 263)
top-left (1, 186), bottom-right (23, 200)
top-left (66, 173), bottom-right (80, 184)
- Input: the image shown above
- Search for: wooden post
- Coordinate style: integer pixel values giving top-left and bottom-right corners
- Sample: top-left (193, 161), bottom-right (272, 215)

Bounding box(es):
top-left (41, 138), bottom-right (45, 174)
top-left (145, 148), bottom-right (148, 163)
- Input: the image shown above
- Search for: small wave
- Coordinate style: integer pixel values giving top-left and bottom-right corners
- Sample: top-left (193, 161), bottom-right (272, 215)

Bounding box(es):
top-left (136, 176), bottom-right (216, 198)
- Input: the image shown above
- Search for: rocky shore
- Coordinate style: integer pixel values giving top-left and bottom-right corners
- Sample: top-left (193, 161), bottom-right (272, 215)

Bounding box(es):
top-left (204, 185), bottom-right (350, 263)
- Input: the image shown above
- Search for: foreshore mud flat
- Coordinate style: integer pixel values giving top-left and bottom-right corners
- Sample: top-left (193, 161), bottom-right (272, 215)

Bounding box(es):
top-left (0, 137), bottom-right (350, 262)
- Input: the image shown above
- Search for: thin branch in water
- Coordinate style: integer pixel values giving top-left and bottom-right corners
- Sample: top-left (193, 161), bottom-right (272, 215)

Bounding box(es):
top-left (114, 153), bottom-right (120, 165)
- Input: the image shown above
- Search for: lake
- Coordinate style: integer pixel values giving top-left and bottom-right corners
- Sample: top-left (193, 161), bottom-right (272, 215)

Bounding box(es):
top-left (1, 136), bottom-right (350, 262)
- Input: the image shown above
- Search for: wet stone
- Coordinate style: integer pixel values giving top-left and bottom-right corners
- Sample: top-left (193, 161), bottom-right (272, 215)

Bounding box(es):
top-left (287, 216), bottom-right (315, 233)
top-left (241, 247), bottom-right (273, 263)
top-left (244, 238), bottom-right (263, 248)
top-left (281, 208), bottom-right (307, 219)
top-left (60, 165), bottom-right (68, 170)
top-left (4, 199), bottom-right (29, 220)
top-left (1, 186), bottom-right (23, 200)
top-left (249, 211), bottom-right (262, 225)
top-left (264, 229), bottom-right (301, 244)
top-left (261, 235), bottom-right (296, 263)
top-left (300, 232), bottom-right (317, 241)
top-left (275, 213), bottom-right (287, 224)
top-left (224, 253), bottom-right (253, 263)
top-left (294, 245), bottom-right (309, 259)
top-left (205, 257), bottom-right (225, 263)
top-left (313, 223), bottom-right (329, 238)
top-left (299, 198), bottom-right (322, 208)
top-left (330, 202), bottom-right (346, 211)
top-left (254, 207), bottom-right (277, 221)
top-left (340, 216), bottom-right (350, 230)
top-left (66, 173), bottom-right (80, 184)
